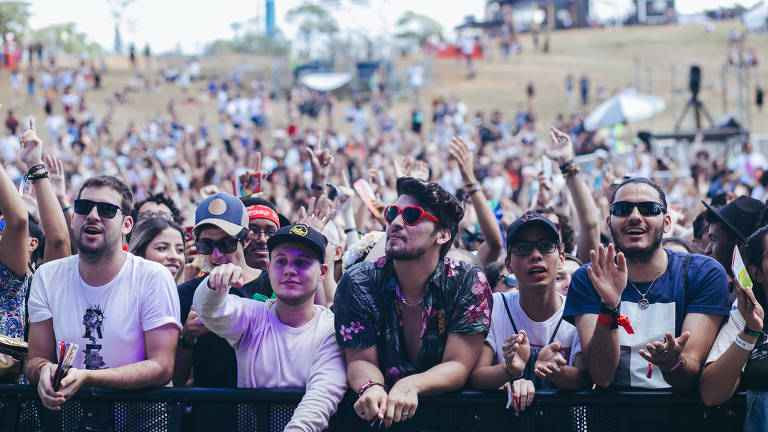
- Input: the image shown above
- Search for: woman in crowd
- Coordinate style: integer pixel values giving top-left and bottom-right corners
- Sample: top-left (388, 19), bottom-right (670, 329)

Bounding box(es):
top-left (699, 225), bottom-right (768, 431)
top-left (128, 217), bottom-right (186, 283)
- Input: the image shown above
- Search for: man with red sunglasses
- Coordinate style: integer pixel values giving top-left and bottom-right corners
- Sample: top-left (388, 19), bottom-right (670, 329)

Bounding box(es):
top-left (334, 177), bottom-right (492, 428)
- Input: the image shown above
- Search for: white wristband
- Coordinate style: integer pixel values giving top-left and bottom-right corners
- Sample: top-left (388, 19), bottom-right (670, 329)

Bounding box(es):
top-left (734, 335), bottom-right (756, 351)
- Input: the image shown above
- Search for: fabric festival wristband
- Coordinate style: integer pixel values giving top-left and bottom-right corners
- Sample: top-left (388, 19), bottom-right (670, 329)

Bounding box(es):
top-left (310, 183), bottom-right (324, 191)
top-left (734, 335), bottom-right (756, 351)
top-left (359, 380), bottom-right (388, 397)
top-left (662, 358), bottom-right (685, 373)
top-left (744, 324), bottom-right (762, 339)
top-left (246, 205), bottom-right (280, 227)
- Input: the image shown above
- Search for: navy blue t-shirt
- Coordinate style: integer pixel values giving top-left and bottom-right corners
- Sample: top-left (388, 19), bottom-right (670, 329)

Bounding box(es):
top-left (564, 250), bottom-right (729, 388)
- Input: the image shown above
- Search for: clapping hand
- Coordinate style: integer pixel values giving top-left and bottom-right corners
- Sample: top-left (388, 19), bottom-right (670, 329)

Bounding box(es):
top-left (586, 244), bottom-right (627, 308)
top-left (502, 330), bottom-right (530, 378)
top-left (534, 342), bottom-right (568, 379)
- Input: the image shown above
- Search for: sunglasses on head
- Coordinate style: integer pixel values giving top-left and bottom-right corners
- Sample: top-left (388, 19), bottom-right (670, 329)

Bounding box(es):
top-left (509, 239), bottom-right (558, 257)
top-left (609, 201), bottom-right (666, 217)
top-left (502, 274), bottom-right (517, 287)
top-left (74, 199), bottom-right (123, 219)
top-left (195, 236), bottom-right (242, 255)
top-left (384, 205), bottom-right (440, 226)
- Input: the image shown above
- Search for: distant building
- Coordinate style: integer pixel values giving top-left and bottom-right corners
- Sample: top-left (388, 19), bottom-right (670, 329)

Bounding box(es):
top-left (629, 0), bottom-right (676, 25)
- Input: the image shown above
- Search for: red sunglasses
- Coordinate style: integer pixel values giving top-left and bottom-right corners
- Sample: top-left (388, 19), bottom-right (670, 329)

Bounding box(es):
top-left (384, 205), bottom-right (440, 226)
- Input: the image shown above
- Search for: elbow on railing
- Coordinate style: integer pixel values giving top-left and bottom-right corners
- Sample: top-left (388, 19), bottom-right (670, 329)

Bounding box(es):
top-left (700, 387), bottom-right (732, 408)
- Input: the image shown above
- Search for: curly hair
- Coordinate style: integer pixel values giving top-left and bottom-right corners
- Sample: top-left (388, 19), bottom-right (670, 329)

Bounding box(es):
top-left (536, 206), bottom-right (575, 254)
top-left (396, 177), bottom-right (465, 259)
top-left (133, 193), bottom-right (183, 225)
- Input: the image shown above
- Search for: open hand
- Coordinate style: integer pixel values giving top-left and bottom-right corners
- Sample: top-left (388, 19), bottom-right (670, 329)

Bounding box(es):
top-left (502, 330), bottom-right (530, 377)
top-left (46, 155), bottom-right (67, 200)
top-left (639, 331), bottom-right (690, 370)
top-left (534, 341), bottom-right (568, 379)
top-left (586, 243), bottom-right (627, 308)
top-left (448, 136), bottom-right (478, 185)
top-left (297, 195), bottom-right (334, 233)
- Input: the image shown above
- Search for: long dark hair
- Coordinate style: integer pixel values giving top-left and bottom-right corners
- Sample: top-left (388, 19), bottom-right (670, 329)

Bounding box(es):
top-left (128, 217), bottom-right (185, 259)
top-left (744, 225), bottom-right (768, 328)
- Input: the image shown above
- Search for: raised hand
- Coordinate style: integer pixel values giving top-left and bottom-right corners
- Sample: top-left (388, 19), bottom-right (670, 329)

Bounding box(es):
top-left (306, 142), bottom-right (334, 184)
top-left (502, 330), bottom-right (530, 378)
top-left (20, 118), bottom-right (43, 167)
top-left (534, 342), bottom-right (568, 379)
top-left (586, 243), bottom-right (627, 308)
top-left (639, 331), bottom-right (690, 369)
top-left (411, 160), bottom-right (429, 181)
top-left (46, 155), bottom-right (67, 200)
top-left (546, 127), bottom-right (575, 166)
top-left (448, 136), bottom-right (478, 185)
top-left (297, 195), bottom-right (334, 233)
top-left (206, 263), bottom-right (244, 292)
top-left (736, 285), bottom-right (764, 334)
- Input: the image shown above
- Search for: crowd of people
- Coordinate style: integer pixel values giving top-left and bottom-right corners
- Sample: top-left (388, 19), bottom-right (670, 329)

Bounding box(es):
top-left (0, 42), bottom-right (767, 431)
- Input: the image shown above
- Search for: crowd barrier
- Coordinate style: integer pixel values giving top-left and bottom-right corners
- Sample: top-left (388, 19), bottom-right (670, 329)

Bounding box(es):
top-left (0, 385), bottom-right (747, 432)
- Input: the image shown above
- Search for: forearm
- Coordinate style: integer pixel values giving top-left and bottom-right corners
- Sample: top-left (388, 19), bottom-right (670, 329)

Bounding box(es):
top-left (25, 356), bottom-right (54, 387)
top-left (33, 178), bottom-right (71, 261)
top-left (566, 174), bottom-right (599, 261)
top-left (322, 278), bottom-right (336, 308)
top-left (192, 277), bottom-right (247, 344)
top-left (699, 337), bottom-right (750, 406)
top-left (584, 323), bottom-right (620, 388)
top-left (343, 210), bottom-right (359, 248)
top-left (545, 366), bottom-right (591, 390)
top-left (172, 349), bottom-right (193, 387)
top-left (409, 360), bottom-right (472, 396)
top-left (660, 354), bottom-right (702, 391)
top-left (471, 190), bottom-right (503, 265)
top-left (468, 363), bottom-right (514, 390)
top-left (85, 358), bottom-right (173, 389)
top-left (347, 358), bottom-right (386, 391)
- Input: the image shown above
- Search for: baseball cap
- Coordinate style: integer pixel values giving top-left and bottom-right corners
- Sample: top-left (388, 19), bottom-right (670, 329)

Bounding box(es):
top-left (506, 211), bottom-right (560, 247)
top-left (194, 192), bottom-right (249, 238)
top-left (267, 223), bottom-right (328, 262)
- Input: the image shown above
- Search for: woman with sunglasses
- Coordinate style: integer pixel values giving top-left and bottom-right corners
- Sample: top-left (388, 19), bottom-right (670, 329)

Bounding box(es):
top-left (128, 217), bottom-right (186, 283)
top-left (700, 226), bottom-right (768, 431)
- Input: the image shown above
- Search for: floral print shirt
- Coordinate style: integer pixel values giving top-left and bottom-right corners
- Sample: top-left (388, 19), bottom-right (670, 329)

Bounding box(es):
top-left (334, 256), bottom-right (492, 386)
top-left (0, 260), bottom-right (27, 339)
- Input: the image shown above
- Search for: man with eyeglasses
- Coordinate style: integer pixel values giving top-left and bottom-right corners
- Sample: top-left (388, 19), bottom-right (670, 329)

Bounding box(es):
top-left (469, 212), bottom-right (588, 412)
top-left (174, 192), bottom-right (264, 388)
top-left (26, 175), bottom-right (181, 411)
top-left (564, 177), bottom-right (729, 395)
top-left (334, 177), bottom-right (492, 428)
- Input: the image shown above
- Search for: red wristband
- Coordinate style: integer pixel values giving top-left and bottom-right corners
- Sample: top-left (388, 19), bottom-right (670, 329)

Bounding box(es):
top-left (597, 312), bottom-right (614, 328)
top-left (358, 380), bottom-right (388, 397)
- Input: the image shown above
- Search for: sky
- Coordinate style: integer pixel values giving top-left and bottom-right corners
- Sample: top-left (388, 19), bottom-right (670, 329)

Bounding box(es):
top-left (24, 0), bottom-right (762, 55)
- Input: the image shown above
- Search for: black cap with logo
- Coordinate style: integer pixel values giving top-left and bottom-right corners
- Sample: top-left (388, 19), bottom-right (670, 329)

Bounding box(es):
top-left (266, 223), bottom-right (328, 262)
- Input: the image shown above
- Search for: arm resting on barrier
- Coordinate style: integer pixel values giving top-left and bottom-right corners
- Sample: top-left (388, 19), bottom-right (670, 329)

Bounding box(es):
top-left (346, 345), bottom-right (388, 422)
top-left (468, 341), bottom-right (524, 389)
top-left (699, 334), bottom-right (754, 406)
top-left (537, 352), bottom-right (591, 390)
top-left (403, 332), bottom-right (485, 396)
top-left (576, 313), bottom-right (620, 388)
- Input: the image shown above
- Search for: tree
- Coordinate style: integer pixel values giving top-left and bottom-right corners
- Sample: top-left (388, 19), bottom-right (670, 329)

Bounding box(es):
top-left (34, 23), bottom-right (102, 55)
top-left (395, 10), bottom-right (444, 47)
top-left (0, 2), bottom-right (31, 40)
top-left (285, 2), bottom-right (338, 59)
top-left (230, 22), bottom-right (242, 40)
top-left (106, 0), bottom-right (135, 54)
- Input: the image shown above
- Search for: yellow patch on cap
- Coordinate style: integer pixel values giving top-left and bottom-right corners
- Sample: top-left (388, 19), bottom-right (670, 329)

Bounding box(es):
top-left (290, 224), bottom-right (308, 236)
top-left (208, 198), bottom-right (227, 216)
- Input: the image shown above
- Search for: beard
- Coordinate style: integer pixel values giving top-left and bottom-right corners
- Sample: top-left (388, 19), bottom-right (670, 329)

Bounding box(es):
top-left (385, 239), bottom-right (430, 261)
top-left (76, 230), bottom-right (120, 263)
top-left (610, 222), bottom-right (664, 263)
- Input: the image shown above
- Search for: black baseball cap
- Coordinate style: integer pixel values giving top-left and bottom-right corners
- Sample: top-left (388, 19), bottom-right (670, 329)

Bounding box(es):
top-left (266, 223), bottom-right (327, 262)
top-left (506, 211), bottom-right (560, 247)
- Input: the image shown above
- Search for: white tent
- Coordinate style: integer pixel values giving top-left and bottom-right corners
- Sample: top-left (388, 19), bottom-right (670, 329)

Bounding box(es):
top-left (298, 72), bottom-right (354, 92)
top-left (584, 89), bottom-right (666, 131)
top-left (743, 1), bottom-right (768, 33)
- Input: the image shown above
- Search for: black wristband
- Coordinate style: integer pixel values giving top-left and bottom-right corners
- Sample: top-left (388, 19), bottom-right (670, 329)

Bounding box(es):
top-left (744, 324), bottom-right (763, 339)
top-left (344, 228), bottom-right (356, 234)
top-left (25, 163), bottom-right (45, 178)
top-left (28, 172), bottom-right (49, 183)
top-left (599, 302), bottom-right (620, 330)
top-left (559, 160), bottom-right (575, 173)
top-left (310, 183), bottom-right (324, 191)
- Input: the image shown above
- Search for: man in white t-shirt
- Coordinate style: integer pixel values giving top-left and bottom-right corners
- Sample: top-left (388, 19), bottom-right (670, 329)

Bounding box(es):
top-left (194, 223), bottom-right (346, 432)
top-left (25, 175), bottom-right (181, 411)
top-left (469, 212), bottom-right (588, 411)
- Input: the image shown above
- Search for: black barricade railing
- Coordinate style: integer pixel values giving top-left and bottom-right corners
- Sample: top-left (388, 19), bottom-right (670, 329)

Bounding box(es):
top-left (0, 385), bottom-right (748, 432)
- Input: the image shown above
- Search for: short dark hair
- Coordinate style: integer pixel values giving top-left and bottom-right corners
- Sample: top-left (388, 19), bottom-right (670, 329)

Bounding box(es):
top-left (28, 213), bottom-right (44, 265)
top-left (662, 236), bottom-right (702, 254)
top-left (610, 177), bottom-right (667, 210)
top-left (78, 176), bottom-right (133, 216)
top-left (483, 260), bottom-right (505, 288)
top-left (692, 210), bottom-right (710, 240)
top-left (133, 193), bottom-right (182, 225)
top-left (396, 177), bottom-right (464, 259)
top-left (564, 253), bottom-right (583, 266)
top-left (129, 217), bottom-right (185, 259)
top-left (536, 206), bottom-right (575, 254)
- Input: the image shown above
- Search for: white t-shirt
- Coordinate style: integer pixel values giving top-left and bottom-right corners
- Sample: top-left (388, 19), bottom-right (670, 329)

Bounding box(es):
top-left (194, 279), bottom-right (346, 432)
top-left (486, 291), bottom-right (581, 366)
top-left (28, 253), bottom-right (181, 370)
top-left (707, 308), bottom-right (746, 369)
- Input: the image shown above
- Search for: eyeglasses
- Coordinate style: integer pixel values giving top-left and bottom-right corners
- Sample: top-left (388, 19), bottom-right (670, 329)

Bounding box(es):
top-left (250, 228), bottom-right (277, 239)
top-left (137, 210), bottom-right (173, 222)
top-left (195, 236), bottom-right (242, 255)
top-left (509, 239), bottom-right (558, 257)
top-left (384, 205), bottom-right (440, 226)
top-left (609, 201), bottom-right (666, 217)
top-left (74, 199), bottom-right (123, 219)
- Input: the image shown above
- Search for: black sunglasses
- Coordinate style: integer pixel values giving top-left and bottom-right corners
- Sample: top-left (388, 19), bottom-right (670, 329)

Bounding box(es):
top-left (610, 201), bottom-right (666, 217)
top-left (74, 199), bottom-right (123, 219)
top-left (195, 236), bottom-right (241, 255)
top-left (510, 239), bottom-right (558, 257)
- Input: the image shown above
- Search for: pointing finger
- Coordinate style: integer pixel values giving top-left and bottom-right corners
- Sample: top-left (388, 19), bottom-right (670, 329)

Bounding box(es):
top-left (29, 117), bottom-right (35, 132)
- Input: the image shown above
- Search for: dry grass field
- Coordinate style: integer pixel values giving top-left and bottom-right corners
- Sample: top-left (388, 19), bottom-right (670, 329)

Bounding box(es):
top-left (0, 18), bottom-right (765, 142)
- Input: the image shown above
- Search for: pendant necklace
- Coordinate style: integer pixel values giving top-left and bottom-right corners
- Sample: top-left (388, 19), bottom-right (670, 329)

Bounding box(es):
top-left (628, 269), bottom-right (662, 311)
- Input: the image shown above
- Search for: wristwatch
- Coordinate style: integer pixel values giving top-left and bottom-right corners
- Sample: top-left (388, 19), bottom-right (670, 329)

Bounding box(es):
top-left (179, 335), bottom-right (197, 350)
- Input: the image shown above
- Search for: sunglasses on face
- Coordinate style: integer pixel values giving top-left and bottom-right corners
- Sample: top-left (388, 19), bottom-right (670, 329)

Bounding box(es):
top-left (74, 199), bottom-right (123, 219)
top-left (509, 239), bottom-right (558, 257)
top-left (384, 205), bottom-right (440, 226)
top-left (195, 236), bottom-right (242, 255)
top-left (609, 201), bottom-right (666, 217)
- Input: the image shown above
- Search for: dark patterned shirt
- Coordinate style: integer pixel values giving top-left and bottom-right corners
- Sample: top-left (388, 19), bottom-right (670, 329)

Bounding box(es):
top-left (334, 255), bottom-right (492, 386)
top-left (0, 260), bottom-right (26, 339)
